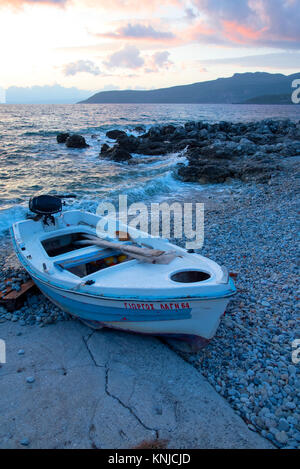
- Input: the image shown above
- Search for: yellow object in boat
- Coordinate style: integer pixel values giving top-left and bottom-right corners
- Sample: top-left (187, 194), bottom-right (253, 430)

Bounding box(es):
top-left (105, 256), bottom-right (116, 266)
top-left (117, 255), bottom-right (127, 263)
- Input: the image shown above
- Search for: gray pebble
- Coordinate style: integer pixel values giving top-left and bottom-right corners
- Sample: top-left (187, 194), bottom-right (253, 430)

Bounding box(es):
top-left (275, 431), bottom-right (288, 444)
top-left (278, 418), bottom-right (290, 432)
top-left (20, 438), bottom-right (30, 446)
top-left (26, 377), bottom-right (35, 384)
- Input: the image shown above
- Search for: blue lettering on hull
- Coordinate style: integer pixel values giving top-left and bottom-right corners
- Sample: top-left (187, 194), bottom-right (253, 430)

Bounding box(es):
top-left (35, 280), bottom-right (192, 323)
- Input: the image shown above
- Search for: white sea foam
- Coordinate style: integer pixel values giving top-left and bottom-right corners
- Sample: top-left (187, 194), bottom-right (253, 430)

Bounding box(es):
top-left (0, 205), bottom-right (28, 235)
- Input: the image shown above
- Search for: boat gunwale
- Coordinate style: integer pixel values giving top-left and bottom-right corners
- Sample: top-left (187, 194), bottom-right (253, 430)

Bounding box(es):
top-left (11, 218), bottom-right (237, 302)
top-left (31, 272), bottom-right (237, 302)
top-left (14, 241), bottom-right (237, 302)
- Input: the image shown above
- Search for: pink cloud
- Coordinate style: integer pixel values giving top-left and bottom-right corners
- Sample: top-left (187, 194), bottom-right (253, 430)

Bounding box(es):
top-left (0, 0), bottom-right (67, 6)
top-left (184, 20), bottom-right (217, 41)
top-left (85, 0), bottom-right (181, 11)
top-left (191, 0), bottom-right (300, 48)
top-left (222, 20), bottom-right (267, 44)
top-left (0, 0), bottom-right (179, 9)
top-left (97, 23), bottom-right (176, 43)
top-left (3, 0), bottom-right (299, 52)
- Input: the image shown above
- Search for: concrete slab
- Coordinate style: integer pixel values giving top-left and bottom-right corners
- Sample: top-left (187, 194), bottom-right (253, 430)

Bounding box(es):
top-left (0, 320), bottom-right (273, 449)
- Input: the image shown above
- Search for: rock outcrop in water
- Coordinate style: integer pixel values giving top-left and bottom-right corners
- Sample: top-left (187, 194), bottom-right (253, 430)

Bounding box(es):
top-left (102, 119), bottom-right (300, 184)
top-left (100, 143), bottom-right (132, 161)
top-left (56, 133), bottom-right (89, 148)
top-left (56, 133), bottom-right (70, 144)
top-left (65, 134), bottom-right (89, 148)
top-left (106, 129), bottom-right (127, 140)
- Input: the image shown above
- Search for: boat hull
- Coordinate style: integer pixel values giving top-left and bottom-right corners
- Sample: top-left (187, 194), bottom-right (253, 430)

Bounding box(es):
top-left (34, 277), bottom-right (230, 341)
top-left (11, 209), bottom-right (236, 344)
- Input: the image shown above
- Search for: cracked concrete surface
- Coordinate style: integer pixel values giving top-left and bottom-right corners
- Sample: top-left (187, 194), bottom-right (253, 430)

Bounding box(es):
top-left (0, 321), bottom-right (273, 449)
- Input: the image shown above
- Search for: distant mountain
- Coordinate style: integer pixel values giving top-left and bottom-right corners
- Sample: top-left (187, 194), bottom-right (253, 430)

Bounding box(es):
top-left (239, 93), bottom-right (292, 104)
top-left (80, 72), bottom-right (300, 104)
top-left (6, 85), bottom-right (93, 104)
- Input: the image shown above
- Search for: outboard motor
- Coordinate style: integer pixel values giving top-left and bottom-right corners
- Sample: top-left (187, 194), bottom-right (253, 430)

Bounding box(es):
top-left (29, 194), bottom-right (75, 225)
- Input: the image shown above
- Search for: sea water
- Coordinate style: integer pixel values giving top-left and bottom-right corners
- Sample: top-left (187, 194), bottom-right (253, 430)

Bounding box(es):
top-left (0, 103), bottom-right (299, 235)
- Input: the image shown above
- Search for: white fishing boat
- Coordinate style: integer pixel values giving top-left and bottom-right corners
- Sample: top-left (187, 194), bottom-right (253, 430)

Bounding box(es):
top-left (11, 195), bottom-right (236, 345)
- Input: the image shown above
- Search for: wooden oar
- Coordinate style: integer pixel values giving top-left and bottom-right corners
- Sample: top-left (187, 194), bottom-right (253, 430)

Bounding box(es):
top-left (76, 235), bottom-right (179, 264)
top-left (83, 235), bottom-right (165, 256)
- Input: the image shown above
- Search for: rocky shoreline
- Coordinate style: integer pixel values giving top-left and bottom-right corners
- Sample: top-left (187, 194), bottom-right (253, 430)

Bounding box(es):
top-left (58, 118), bottom-right (300, 184)
top-left (1, 119), bottom-right (299, 448)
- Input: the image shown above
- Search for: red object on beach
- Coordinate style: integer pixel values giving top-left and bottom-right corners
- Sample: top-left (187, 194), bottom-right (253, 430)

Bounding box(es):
top-left (0, 279), bottom-right (35, 311)
top-left (229, 272), bottom-right (238, 278)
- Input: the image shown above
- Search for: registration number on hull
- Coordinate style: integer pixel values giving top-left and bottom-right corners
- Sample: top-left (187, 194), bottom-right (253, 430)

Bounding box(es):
top-left (124, 302), bottom-right (191, 311)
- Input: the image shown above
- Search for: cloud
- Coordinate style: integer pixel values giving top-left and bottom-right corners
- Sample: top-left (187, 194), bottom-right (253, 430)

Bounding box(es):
top-left (99, 84), bottom-right (120, 91)
top-left (104, 45), bottom-right (144, 69)
top-left (184, 7), bottom-right (197, 21)
top-left (103, 46), bottom-right (174, 74)
top-left (85, 0), bottom-right (181, 12)
top-left (5, 0), bottom-right (300, 56)
top-left (193, 0), bottom-right (253, 22)
top-left (0, 0), bottom-right (179, 10)
top-left (63, 59), bottom-right (101, 76)
top-left (190, 0), bottom-right (300, 49)
top-left (200, 51), bottom-right (300, 70)
top-left (152, 51), bottom-right (173, 68)
top-left (98, 23), bottom-right (175, 41)
top-left (145, 51), bottom-right (173, 73)
top-left (0, 0), bottom-right (68, 7)
top-left (183, 20), bottom-right (220, 43)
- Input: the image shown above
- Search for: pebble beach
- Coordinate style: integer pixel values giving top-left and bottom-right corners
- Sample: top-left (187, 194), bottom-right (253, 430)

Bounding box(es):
top-left (173, 165), bottom-right (300, 449)
top-left (0, 115), bottom-right (299, 449)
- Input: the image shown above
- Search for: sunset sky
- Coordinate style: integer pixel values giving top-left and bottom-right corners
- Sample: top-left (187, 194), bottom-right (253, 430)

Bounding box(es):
top-left (0, 0), bottom-right (299, 94)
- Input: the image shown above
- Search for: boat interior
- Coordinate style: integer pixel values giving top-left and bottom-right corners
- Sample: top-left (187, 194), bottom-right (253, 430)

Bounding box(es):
top-left (41, 231), bottom-right (131, 278)
top-left (42, 232), bottom-right (89, 257)
top-left (40, 229), bottom-right (212, 283)
top-left (59, 252), bottom-right (130, 278)
top-left (14, 211), bottom-right (227, 293)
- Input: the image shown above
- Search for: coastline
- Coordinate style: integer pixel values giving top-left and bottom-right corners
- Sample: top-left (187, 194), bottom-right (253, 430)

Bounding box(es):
top-left (0, 118), bottom-right (299, 449)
